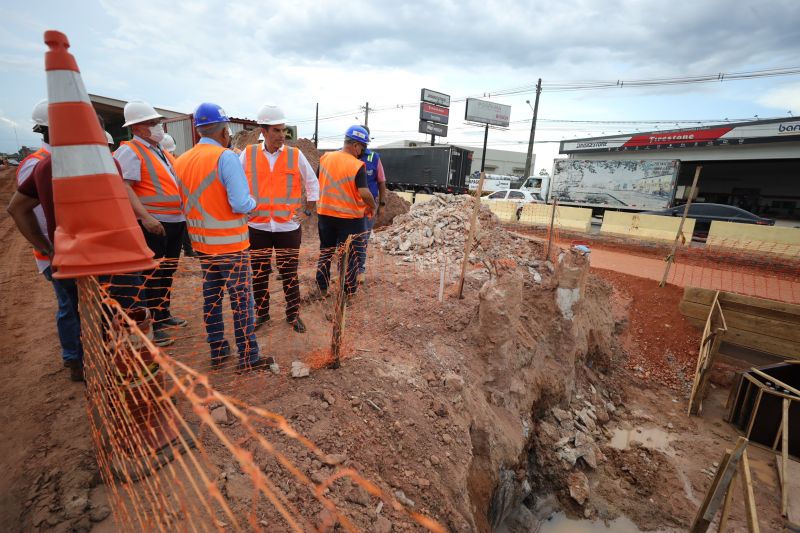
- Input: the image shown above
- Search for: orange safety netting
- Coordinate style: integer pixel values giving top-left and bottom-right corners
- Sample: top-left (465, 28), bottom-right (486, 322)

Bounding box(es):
top-left (79, 235), bottom-right (447, 532)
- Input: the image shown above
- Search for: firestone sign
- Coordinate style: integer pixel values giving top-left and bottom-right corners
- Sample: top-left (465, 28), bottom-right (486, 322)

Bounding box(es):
top-left (418, 88), bottom-right (450, 138)
top-left (561, 120), bottom-right (800, 153)
top-left (464, 98), bottom-right (511, 128)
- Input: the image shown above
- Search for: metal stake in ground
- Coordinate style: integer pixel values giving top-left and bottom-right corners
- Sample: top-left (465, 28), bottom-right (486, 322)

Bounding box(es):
top-left (329, 236), bottom-right (353, 368)
top-left (660, 165), bottom-right (702, 287)
top-left (457, 170), bottom-right (486, 299)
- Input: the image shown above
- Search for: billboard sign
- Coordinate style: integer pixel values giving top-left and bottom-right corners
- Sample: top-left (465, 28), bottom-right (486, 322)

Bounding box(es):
top-left (550, 159), bottom-right (679, 210)
top-left (419, 103), bottom-right (450, 124)
top-left (418, 120), bottom-right (448, 137)
top-left (421, 88), bottom-right (451, 107)
top-left (465, 98), bottom-right (511, 127)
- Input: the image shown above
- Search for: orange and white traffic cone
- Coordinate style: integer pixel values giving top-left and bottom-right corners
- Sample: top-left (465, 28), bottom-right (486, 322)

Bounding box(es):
top-left (44, 30), bottom-right (155, 278)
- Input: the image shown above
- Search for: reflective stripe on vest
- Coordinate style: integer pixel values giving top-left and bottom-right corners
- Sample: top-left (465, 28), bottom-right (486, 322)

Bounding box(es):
top-left (174, 144), bottom-right (249, 254)
top-left (245, 144), bottom-right (303, 223)
top-left (317, 151), bottom-right (366, 219)
top-left (122, 140), bottom-right (182, 215)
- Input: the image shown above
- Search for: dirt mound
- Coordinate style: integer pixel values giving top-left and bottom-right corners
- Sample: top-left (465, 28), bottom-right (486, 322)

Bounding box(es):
top-left (286, 138), bottom-right (321, 173)
top-left (374, 190), bottom-right (410, 228)
top-left (374, 193), bottom-right (544, 271)
top-left (231, 128), bottom-right (260, 152)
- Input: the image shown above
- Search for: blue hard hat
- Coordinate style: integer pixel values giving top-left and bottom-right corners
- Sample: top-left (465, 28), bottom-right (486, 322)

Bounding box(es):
top-left (194, 103), bottom-right (230, 127)
top-left (345, 125), bottom-right (370, 145)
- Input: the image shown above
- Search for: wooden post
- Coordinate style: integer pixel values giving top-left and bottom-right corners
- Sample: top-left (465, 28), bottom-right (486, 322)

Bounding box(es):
top-left (545, 198), bottom-right (558, 261)
top-left (329, 236), bottom-right (353, 369)
top-left (660, 165), bottom-right (702, 287)
top-left (690, 436), bottom-right (748, 533)
top-left (457, 172), bottom-right (486, 299)
top-left (740, 449), bottom-right (760, 532)
top-left (782, 397), bottom-right (789, 516)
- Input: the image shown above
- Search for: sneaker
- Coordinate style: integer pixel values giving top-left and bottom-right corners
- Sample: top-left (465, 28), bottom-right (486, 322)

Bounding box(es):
top-left (255, 313), bottom-right (271, 331)
top-left (210, 340), bottom-right (231, 369)
top-left (162, 316), bottom-right (188, 328)
top-left (236, 357), bottom-right (268, 373)
top-left (287, 316), bottom-right (306, 333)
top-left (153, 329), bottom-right (174, 347)
top-left (65, 359), bottom-right (84, 382)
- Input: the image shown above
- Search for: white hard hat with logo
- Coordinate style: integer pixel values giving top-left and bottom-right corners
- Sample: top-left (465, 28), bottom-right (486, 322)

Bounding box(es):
top-left (123, 100), bottom-right (165, 127)
top-left (256, 104), bottom-right (286, 126)
top-left (32, 99), bottom-right (49, 127)
top-left (104, 131), bottom-right (114, 145)
top-left (160, 133), bottom-right (176, 153)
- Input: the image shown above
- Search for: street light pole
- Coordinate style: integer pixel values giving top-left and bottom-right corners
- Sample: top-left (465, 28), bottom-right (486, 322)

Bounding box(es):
top-left (523, 78), bottom-right (542, 180)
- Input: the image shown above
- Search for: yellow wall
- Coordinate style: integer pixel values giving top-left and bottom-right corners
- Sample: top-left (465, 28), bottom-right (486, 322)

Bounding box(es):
top-left (707, 221), bottom-right (800, 257)
top-left (395, 191), bottom-right (415, 204)
top-left (600, 212), bottom-right (695, 244)
top-left (486, 200), bottom-right (518, 222)
top-left (414, 193), bottom-right (435, 205)
top-left (518, 204), bottom-right (592, 233)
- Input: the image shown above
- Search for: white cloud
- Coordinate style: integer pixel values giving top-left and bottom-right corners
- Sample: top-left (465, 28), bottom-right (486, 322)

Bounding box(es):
top-left (757, 82), bottom-right (800, 114)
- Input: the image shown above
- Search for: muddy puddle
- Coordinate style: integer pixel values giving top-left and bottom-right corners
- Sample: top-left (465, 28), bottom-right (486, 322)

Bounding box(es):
top-left (609, 426), bottom-right (672, 451)
top-left (538, 512), bottom-right (649, 532)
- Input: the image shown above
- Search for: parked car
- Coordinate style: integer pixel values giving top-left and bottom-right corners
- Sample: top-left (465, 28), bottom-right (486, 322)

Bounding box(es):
top-left (643, 203), bottom-right (774, 234)
top-left (485, 189), bottom-right (543, 204)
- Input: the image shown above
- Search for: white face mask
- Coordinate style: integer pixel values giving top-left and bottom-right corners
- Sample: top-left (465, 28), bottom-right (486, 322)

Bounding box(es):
top-left (148, 124), bottom-right (165, 143)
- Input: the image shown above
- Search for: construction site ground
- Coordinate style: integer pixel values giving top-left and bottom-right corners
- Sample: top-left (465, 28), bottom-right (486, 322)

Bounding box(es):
top-left (0, 167), bottom-right (790, 532)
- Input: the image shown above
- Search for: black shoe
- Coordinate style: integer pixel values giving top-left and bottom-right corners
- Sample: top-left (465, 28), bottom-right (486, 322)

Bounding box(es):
top-left (210, 340), bottom-right (231, 369)
top-left (288, 316), bottom-right (306, 333)
top-left (236, 357), bottom-right (268, 373)
top-left (162, 316), bottom-right (188, 328)
top-left (153, 329), bottom-right (174, 347)
top-left (255, 314), bottom-right (270, 331)
top-left (65, 359), bottom-right (84, 382)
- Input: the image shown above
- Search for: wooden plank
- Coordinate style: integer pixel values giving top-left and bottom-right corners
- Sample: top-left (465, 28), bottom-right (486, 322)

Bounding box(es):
top-left (776, 454), bottom-right (800, 528)
top-left (745, 388), bottom-right (764, 439)
top-left (718, 473), bottom-right (736, 532)
top-left (739, 449), bottom-right (760, 533)
top-left (683, 287), bottom-right (800, 317)
top-left (690, 437), bottom-right (749, 532)
top-left (749, 368), bottom-right (800, 399)
top-left (782, 398), bottom-right (789, 516)
top-left (721, 328), bottom-right (798, 359)
top-left (679, 301), bottom-right (800, 343)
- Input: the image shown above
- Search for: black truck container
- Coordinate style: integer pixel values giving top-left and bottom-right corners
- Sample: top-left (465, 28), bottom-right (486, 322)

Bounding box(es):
top-left (378, 146), bottom-right (473, 194)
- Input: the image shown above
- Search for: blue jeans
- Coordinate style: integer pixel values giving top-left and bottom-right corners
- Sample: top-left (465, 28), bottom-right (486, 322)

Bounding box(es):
top-left (199, 251), bottom-right (260, 365)
top-left (43, 267), bottom-right (83, 363)
top-left (316, 215), bottom-right (364, 296)
top-left (356, 215), bottom-right (376, 274)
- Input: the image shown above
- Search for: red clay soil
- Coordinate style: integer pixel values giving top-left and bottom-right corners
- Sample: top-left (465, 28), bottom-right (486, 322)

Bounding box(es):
top-left (591, 269), bottom-right (701, 391)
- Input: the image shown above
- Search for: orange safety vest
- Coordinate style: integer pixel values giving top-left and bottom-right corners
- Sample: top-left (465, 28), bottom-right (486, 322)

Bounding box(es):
top-left (174, 144), bottom-right (250, 255)
top-left (317, 150), bottom-right (366, 219)
top-left (17, 148), bottom-right (51, 263)
top-left (243, 144), bottom-right (302, 224)
top-left (117, 139), bottom-right (182, 216)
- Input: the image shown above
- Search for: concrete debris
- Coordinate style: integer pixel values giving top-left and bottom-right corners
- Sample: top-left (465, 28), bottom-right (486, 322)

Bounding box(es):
top-left (210, 406), bottom-right (228, 425)
top-left (393, 489), bottom-right (415, 508)
top-left (291, 361), bottom-right (310, 378)
top-left (374, 193), bottom-right (544, 273)
top-left (374, 516), bottom-right (393, 533)
top-left (567, 471), bottom-right (590, 505)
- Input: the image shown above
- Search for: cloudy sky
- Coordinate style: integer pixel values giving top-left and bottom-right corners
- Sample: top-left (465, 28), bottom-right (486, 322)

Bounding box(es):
top-left (2, 0), bottom-right (799, 170)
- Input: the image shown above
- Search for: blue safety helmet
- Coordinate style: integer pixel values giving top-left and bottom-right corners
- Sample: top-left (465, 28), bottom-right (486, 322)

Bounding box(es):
top-left (194, 103), bottom-right (230, 127)
top-left (345, 125), bottom-right (370, 145)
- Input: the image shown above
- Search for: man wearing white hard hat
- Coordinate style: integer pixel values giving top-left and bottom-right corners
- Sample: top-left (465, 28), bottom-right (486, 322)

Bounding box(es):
top-left (114, 100), bottom-right (188, 347)
top-left (240, 104), bottom-right (319, 333)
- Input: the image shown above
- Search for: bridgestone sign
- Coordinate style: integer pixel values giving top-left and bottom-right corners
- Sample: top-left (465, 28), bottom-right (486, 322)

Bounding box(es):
top-left (421, 88), bottom-right (450, 107)
top-left (465, 98), bottom-right (511, 128)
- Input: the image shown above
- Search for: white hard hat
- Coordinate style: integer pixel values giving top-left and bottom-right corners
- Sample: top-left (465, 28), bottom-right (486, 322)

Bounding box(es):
top-left (160, 133), bottom-right (176, 153)
top-left (32, 99), bottom-right (49, 127)
top-left (123, 100), bottom-right (164, 127)
top-left (104, 131), bottom-right (114, 144)
top-left (256, 104), bottom-right (286, 126)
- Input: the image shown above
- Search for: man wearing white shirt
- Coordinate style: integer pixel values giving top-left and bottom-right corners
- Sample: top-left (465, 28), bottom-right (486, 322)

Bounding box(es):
top-left (114, 100), bottom-right (188, 346)
top-left (240, 105), bottom-right (319, 333)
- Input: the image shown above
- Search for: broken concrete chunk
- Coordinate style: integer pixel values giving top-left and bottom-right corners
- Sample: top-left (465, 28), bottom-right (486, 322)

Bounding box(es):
top-left (211, 406), bottom-right (228, 425)
top-left (567, 471), bottom-right (590, 505)
top-left (291, 361), bottom-right (310, 378)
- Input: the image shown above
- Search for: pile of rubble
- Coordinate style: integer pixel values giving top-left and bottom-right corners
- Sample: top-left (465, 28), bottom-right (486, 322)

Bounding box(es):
top-left (373, 193), bottom-right (544, 270)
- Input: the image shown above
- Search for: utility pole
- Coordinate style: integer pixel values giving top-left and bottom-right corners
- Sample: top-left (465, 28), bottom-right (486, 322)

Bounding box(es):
top-left (523, 78), bottom-right (542, 179)
top-left (363, 101), bottom-right (370, 127)
top-left (430, 134), bottom-right (435, 146)
top-left (313, 102), bottom-right (319, 148)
